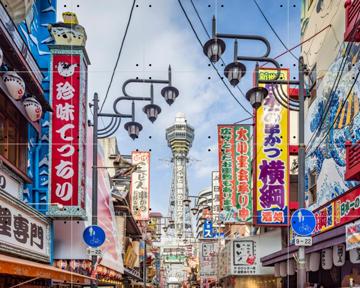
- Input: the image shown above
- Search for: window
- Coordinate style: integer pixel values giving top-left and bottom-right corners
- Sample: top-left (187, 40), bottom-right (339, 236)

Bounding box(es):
top-left (308, 169), bottom-right (317, 205)
top-left (0, 92), bottom-right (28, 173)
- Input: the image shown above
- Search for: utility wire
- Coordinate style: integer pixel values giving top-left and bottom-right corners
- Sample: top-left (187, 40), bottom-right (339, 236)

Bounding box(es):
top-left (189, 0), bottom-right (248, 100)
top-left (252, 0), bottom-right (299, 61)
top-left (306, 69), bottom-right (360, 157)
top-left (99, 0), bottom-right (136, 112)
top-left (177, 0), bottom-right (253, 116)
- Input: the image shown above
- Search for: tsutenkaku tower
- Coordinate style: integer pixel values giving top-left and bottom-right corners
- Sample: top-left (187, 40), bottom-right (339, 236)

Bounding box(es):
top-left (166, 112), bottom-right (194, 238)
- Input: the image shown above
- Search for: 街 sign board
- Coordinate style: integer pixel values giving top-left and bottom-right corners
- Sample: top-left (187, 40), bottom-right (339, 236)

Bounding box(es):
top-left (49, 49), bottom-right (87, 218)
top-left (130, 151), bottom-right (150, 221)
top-left (255, 68), bottom-right (289, 226)
top-left (0, 189), bottom-right (50, 262)
top-left (218, 125), bottom-right (252, 223)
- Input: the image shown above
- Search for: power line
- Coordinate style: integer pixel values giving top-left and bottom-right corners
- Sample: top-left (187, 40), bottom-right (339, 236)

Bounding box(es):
top-left (99, 0), bottom-right (136, 112)
top-left (186, 0), bottom-right (253, 116)
top-left (252, 0), bottom-right (299, 61)
top-left (306, 69), bottom-right (360, 157)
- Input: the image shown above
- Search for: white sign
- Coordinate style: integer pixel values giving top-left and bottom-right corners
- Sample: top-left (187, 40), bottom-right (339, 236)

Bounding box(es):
top-left (87, 247), bottom-right (103, 257)
top-left (200, 242), bottom-right (218, 277)
top-left (294, 236), bottom-right (312, 246)
top-left (130, 152), bottom-right (150, 221)
top-left (212, 171), bottom-right (220, 224)
top-left (346, 220), bottom-right (360, 251)
top-left (0, 190), bottom-right (50, 262)
top-left (218, 229), bottom-right (281, 278)
top-left (0, 168), bottom-right (22, 199)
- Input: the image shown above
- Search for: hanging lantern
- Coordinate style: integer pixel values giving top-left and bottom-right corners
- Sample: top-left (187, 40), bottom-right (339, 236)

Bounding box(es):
top-left (0, 0), bottom-right (35, 24)
top-left (2, 71), bottom-right (25, 100)
top-left (333, 244), bottom-right (346, 267)
top-left (310, 252), bottom-right (320, 272)
top-left (23, 96), bottom-right (42, 121)
top-left (0, 47), bottom-right (3, 68)
top-left (321, 248), bottom-right (333, 270)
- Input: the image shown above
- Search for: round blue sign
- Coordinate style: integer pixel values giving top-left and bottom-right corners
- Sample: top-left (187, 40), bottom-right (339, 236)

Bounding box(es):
top-left (291, 208), bottom-right (316, 236)
top-left (83, 225), bottom-right (106, 248)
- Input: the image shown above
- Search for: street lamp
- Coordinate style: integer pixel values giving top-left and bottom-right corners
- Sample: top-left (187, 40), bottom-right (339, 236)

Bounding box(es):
top-left (203, 16), bottom-right (281, 86)
top-left (89, 66), bottom-right (179, 288)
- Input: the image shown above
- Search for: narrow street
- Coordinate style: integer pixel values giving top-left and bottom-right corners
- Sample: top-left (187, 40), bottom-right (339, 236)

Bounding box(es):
top-left (0, 0), bottom-right (359, 287)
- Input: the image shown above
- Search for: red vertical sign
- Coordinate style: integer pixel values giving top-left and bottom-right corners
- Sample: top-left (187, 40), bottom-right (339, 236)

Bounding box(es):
top-left (50, 54), bottom-right (83, 209)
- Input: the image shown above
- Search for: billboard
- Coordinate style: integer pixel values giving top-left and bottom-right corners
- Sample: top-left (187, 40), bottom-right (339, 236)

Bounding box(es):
top-left (218, 125), bottom-right (252, 223)
top-left (130, 152), bottom-right (150, 221)
top-left (254, 68), bottom-right (289, 226)
top-left (200, 242), bottom-right (218, 278)
top-left (49, 52), bottom-right (87, 218)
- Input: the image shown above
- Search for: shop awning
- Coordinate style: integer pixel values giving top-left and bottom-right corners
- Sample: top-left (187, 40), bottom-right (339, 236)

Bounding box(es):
top-left (261, 225), bottom-right (346, 266)
top-left (0, 254), bottom-right (95, 284)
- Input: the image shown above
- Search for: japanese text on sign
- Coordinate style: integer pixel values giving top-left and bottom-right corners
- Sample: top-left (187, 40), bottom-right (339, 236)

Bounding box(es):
top-left (255, 69), bottom-right (289, 226)
top-left (218, 125), bottom-right (252, 223)
top-left (131, 152), bottom-right (150, 221)
top-left (50, 54), bottom-right (86, 211)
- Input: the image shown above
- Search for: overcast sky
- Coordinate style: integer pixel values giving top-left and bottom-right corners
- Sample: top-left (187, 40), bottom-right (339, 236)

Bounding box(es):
top-left (57, 0), bottom-right (300, 214)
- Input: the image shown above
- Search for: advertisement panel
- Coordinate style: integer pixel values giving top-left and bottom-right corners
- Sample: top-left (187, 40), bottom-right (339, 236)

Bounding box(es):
top-left (346, 219), bottom-right (360, 251)
top-left (0, 189), bottom-right (51, 262)
top-left (200, 242), bottom-right (218, 278)
top-left (212, 171), bottom-right (220, 224)
top-left (130, 152), bottom-right (150, 221)
top-left (49, 52), bottom-right (86, 218)
top-left (255, 68), bottom-right (289, 226)
top-left (312, 186), bottom-right (360, 236)
top-left (218, 125), bottom-right (252, 223)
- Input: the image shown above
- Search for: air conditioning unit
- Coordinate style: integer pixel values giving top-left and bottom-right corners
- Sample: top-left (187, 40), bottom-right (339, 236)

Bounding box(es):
top-left (344, 0), bottom-right (360, 42)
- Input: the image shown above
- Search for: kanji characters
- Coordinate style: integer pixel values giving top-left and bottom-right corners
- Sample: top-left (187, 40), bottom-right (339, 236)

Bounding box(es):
top-left (0, 206), bottom-right (11, 237)
top-left (56, 82), bottom-right (75, 100)
top-left (259, 184), bottom-right (285, 209)
top-left (13, 214), bottom-right (29, 244)
top-left (259, 160), bottom-right (285, 184)
top-left (30, 223), bottom-right (44, 249)
top-left (56, 103), bottom-right (75, 121)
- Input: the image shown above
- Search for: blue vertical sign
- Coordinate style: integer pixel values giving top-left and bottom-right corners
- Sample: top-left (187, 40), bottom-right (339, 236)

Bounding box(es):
top-left (203, 220), bottom-right (214, 239)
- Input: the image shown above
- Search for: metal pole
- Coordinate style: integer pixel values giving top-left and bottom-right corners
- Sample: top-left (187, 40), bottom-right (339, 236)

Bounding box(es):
top-left (297, 56), bottom-right (306, 288)
top-left (91, 93), bottom-right (99, 288)
top-left (144, 239), bottom-right (147, 288)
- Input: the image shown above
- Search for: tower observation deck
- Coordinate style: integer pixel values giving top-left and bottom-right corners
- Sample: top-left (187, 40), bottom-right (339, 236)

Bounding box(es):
top-left (166, 112), bottom-right (194, 238)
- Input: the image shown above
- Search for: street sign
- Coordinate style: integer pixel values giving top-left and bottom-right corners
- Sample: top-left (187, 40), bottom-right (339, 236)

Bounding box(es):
top-left (86, 247), bottom-right (103, 257)
top-left (294, 236), bottom-right (312, 246)
top-left (291, 208), bottom-right (316, 237)
top-left (83, 225), bottom-right (106, 248)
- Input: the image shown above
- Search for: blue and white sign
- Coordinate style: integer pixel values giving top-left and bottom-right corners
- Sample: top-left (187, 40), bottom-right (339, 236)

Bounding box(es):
top-left (203, 220), bottom-right (213, 239)
top-left (83, 225), bottom-right (106, 248)
top-left (291, 209), bottom-right (316, 237)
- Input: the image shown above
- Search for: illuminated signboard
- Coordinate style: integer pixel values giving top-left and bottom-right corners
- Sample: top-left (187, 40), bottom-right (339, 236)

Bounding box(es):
top-left (48, 49), bottom-right (88, 219)
top-left (255, 68), bottom-right (289, 226)
top-left (218, 125), bottom-right (252, 223)
top-left (130, 151), bottom-right (150, 221)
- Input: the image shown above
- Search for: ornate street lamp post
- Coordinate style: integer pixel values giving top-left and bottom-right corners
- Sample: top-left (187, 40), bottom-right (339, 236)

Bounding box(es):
top-left (89, 66), bottom-right (179, 288)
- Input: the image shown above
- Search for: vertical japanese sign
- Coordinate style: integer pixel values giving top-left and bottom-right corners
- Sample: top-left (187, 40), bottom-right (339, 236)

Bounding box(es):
top-left (130, 151), bottom-right (150, 221)
top-left (255, 68), bottom-right (289, 226)
top-left (49, 52), bottom-right (87, 218)
top-left (203, 220), bottom-right (214, 239)
top-left (218, 125), bottom-right (252, 223)
top-left (200, 242), bottom-right (218, 278)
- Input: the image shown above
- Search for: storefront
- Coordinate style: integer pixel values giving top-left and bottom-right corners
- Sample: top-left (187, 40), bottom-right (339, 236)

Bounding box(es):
top-left (261, 186), bottom-right (360, 287)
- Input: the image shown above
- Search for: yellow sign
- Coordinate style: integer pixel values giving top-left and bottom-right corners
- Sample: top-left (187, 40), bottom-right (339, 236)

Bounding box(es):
top-left (255, 68), bottom-right (289, 226)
